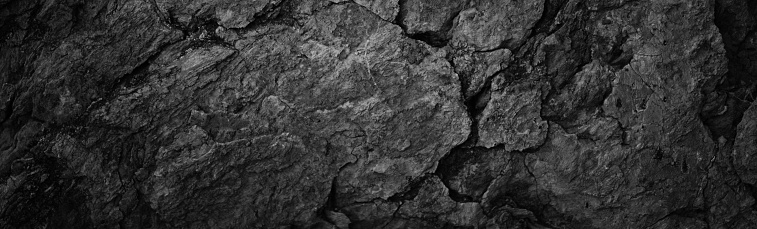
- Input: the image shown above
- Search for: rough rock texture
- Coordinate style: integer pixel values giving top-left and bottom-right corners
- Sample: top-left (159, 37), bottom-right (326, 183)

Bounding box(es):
top-left (735, 101), bottom-right (757, 186)
top-left (450, 0), bottom-right (544, 51)
top-left (156, 0), bottom-right (284, 28)
top-left (2, 0), bottom-right (757, 228)
top-left (398, 0), bottom-right (467, 46)
top-left (476, 79), bottom-right (547, 150)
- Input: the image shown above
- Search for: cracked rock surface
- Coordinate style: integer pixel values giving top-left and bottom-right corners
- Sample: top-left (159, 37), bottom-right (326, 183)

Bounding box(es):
top-left (2, 0), bottom-right (757, 228)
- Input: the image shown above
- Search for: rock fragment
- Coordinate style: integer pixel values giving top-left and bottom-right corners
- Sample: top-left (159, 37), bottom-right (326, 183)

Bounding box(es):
top-left (476, 79), bottom-right (547, 150)
top-left (450, 0), bottom-right (544, 50)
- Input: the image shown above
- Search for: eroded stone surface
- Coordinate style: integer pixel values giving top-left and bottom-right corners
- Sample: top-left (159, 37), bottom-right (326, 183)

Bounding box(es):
top-left (437, 147), bottom-right (521, 201)
top-left (396, 176), bottom-right (486, 227)
top-left (91, 3), bottom-right (468, 227)
top-left (476, 79), bottom-right (547, 150)
top-left (734, 102), bottom-right (757, 184)
top-left (450, 0), bottom-right (544, 50)
top-left (3, 0), bottom-right (757, 228)
top-left (451, 48), bottom-right (512, 100)
top-left (400, 0), bottom-right (467, 37)
top-left (156, 0), bottom-right (283, 28)
top-left (352, 0), bottom-right (400, 21)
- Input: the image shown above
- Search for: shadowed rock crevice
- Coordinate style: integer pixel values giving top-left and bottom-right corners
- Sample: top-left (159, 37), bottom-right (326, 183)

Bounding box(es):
top-left (394, 0), bottom-right (469, 47)
top-left (702, 0), bottom-right (757, 141)
top-left (386, 175), bottom-right (434, 202)
top-left (0, 153), bottom-right (91, 228)
top-left (435, 148), bottom-right (485, 203)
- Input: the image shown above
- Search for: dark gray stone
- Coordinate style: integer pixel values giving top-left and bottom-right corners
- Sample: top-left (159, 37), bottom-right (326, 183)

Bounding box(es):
top-left (2, 0), bottom-right (757, 228)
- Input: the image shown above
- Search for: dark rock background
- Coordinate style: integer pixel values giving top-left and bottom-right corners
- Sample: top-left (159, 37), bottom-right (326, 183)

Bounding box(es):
top-left (1, 0), bottom-right (757, 228)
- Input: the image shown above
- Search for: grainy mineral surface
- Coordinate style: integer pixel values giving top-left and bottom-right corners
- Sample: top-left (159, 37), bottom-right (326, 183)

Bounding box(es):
top-left (1, 0), bottom-right (757, 228)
